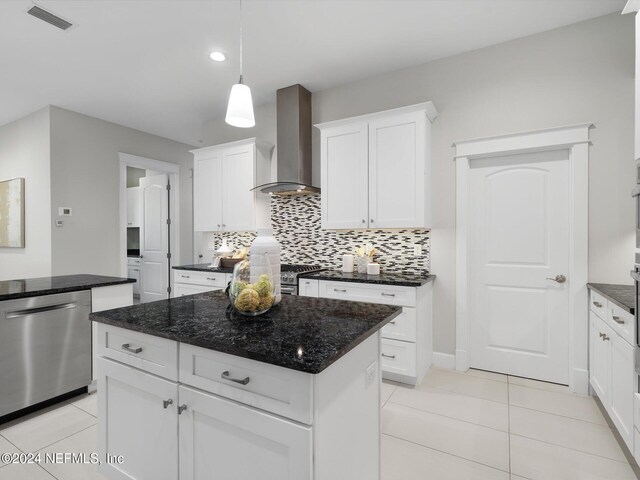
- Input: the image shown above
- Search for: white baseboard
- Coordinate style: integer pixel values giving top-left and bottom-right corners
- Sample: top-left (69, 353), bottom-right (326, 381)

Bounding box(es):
top-left (572, 368), bottom-right (589, 395)
top-left (455, 348), bottom-right (469, 371)
top-left (432, 352), bottom-right (456, 370)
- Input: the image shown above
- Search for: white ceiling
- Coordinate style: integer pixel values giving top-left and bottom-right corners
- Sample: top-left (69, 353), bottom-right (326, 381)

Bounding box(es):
top-left (0, 0), bottom-right (625, 145)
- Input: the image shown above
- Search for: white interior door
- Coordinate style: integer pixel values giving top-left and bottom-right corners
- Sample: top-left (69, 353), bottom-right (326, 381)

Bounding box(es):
top-left (469, 149), bottom-right (570, 384)
top-left (140, 174), bottom-right (169, 303)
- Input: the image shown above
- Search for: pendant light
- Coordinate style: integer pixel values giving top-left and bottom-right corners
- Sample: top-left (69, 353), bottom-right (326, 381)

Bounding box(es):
top-left (225, 0), bottom-right (255, 128)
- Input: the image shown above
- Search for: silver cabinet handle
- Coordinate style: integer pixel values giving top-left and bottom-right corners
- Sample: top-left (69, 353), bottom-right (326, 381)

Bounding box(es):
top-left (546, 274), bottom-right (566, 283)
top-left (381, 292), bottom-right (396, 297)
top-left (598, 332), bottom-right (605, 338)
top-left (593, 301), bottom-right (603, 308)
top-left (602, 334), bottom-right (610, 341)
top-left (388, 321), bottom-right (396, 325)
top-left (362, 219), bottom-right (366, 224)
top-left (370, 219), bottom-right (374, 223)
top-left (334, 288), bottom-right (347, 293)
top-left (122, 343), bottom-right (142, 354)
top-left (381, 353), bottom-right (396, 359)
top-left (206, 277), bottom-right (216, 281)
top-left (6, 302), bottom-right (77, 319)
top-left (221, 371), bottom-right (250, 385)
top-left (612, 315), bottom-right (624, 324)
top-left (163, 399), bottom-right (173, 409)
top-left (181, 275), bottom-right (190, 279)
top-left (217, 224), bottom-right (221, 228)
top-left (178, 404), bottom-right (187, 415)
top-left (140, 255), bottom-right (143, 258)
top-left (133, 269), bottom-right (139, 272)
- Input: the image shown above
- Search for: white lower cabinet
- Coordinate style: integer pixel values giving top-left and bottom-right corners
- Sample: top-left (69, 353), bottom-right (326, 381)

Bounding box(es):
top-left (299, 279), bottom-right (319, 297)
top-left (178, 385), bottom-right (312, 480)
top-left (317, 279), bottom-right (432, 385)
top-left (588, 291), bottom-right (635, 451)
top-left (98, 357), bottom-right (178, 480)
top-left (172, 269), bottom-right (230, 298)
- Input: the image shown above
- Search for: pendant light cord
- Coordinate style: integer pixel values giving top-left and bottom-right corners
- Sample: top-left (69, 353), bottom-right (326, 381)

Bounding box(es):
top-left (239, 0), bottom-right (243, 84)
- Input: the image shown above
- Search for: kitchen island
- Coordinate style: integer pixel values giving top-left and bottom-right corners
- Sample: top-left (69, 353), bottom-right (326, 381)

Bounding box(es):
top-left (90, 291), bottom-right (400, 480)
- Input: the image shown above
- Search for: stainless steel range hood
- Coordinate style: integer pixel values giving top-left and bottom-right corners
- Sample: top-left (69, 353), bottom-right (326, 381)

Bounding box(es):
top-left (253, 84), bottom-right (319, 195)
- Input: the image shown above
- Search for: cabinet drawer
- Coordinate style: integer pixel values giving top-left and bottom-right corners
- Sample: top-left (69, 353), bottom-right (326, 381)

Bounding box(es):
top-left (381, 339), bottom-right (416, 378)
top-left (381, 307), bottom-right (416, 342)
top-left (608, 302), bottom-right (635, 346)
top-left (320, 281), bottom-right (416, 307)
top-left (97, 323), bottom-right (178, 381)
top-left (173, 270), bottom-right (227, 288)
top-left (179, 344), bottom-right (313, 424)
top-left (590, 290), bottom-right (607, 319)
top-left (173, 284), bottom-right (217, 297)
top-left (127, 257), bottom-right (141, 266)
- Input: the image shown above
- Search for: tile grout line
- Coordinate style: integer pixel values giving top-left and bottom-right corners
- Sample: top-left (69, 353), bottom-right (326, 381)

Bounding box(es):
top-left (385, 400), bottom-right (509, 434)
top-left (68, 401), bottom-right (97, 418)
top-left (508, 402), bottom-right (609, 427)
top-left (509, 432), bottom-right (632, 465)
top-left (381, 432), bottom-right (511, 475)
top-left (31, 422), bottom-right (97, 456)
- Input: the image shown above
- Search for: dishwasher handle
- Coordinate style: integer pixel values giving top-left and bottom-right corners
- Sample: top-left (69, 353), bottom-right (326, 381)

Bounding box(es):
top-left (5, 302), bottom-right (77, 319)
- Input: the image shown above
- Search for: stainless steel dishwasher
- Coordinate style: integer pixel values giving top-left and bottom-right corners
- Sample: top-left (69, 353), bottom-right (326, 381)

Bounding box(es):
top-left (0, 290), bottom-right (92, 417)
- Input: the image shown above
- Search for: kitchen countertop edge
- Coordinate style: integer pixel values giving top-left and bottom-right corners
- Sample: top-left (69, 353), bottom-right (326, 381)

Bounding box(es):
top-left (0, 275), bottom-right (136, 302)
top-left (587, 283), bottom-right (635, 315)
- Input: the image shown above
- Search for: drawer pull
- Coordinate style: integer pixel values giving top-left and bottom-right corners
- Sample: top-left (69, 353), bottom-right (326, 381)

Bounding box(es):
top-left (334, 288), bottom-right (347, 293)
top-left (381, 353), bottom-right (396, 359)
top-left (612, 315), bottom-right (624, 325)
top-left (602, 334), bottom-right (610, 341)
top-left (178, 404), bottom-right (187, 415)
top-left (221, 371), bottom-right (250, 385)
top-left (181, 275), bottom-right (190, 279)
top-left (381, 293), bottom-right (396, 298)
top-left (163, 399), bottom-right (173, 409)
top-left (122, 343), bottom-right (142, 354)
top-left (593, 301), bottom-right (603, 308)
top-left (206, 277), bottom-right (216, 281)
top-left (388, 321), bottom-right (396, 325)
top-left (599, 332), bottom-right (605, 338)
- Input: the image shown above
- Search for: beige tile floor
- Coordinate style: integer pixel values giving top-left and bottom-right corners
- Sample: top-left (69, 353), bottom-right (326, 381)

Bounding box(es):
top-left (0, 367), bottom-right (637, 480)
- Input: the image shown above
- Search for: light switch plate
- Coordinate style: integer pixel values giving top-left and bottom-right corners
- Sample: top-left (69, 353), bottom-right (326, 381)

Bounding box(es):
top-left (58, 207), bottom-right (72, 216)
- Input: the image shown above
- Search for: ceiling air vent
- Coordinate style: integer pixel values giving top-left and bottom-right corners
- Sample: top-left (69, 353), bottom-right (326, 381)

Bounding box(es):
top-left (27, 5), bottom-right (73, 31)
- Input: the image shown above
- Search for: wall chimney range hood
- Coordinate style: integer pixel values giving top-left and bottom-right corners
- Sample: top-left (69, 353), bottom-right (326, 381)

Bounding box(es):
top-left (253, 84), bottom-right (319, 195)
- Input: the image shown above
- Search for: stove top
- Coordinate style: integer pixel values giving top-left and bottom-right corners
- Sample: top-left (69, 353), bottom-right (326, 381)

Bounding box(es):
top-left (280, 264), bottom-right (325, 285)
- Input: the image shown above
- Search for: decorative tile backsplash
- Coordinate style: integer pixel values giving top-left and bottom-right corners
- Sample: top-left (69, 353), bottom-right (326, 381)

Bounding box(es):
top-left (199, 195), bottom-right (430, 275)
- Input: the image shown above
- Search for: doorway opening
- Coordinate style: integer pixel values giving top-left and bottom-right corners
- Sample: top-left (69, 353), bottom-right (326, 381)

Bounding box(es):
top-left (119, 153), bottom-right (180, 303)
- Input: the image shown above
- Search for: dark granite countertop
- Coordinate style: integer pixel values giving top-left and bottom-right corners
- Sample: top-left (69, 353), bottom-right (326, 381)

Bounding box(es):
top-left (300, 269), bottom-right (435, 287)
top-left (588, 283), bottom-right (635, 314)
top-left (0, 274), bottom-right (136, 302)
top-left (172, 264), bottom-right (234, 274)
top-left (90, 291), bottom-right (400, 374)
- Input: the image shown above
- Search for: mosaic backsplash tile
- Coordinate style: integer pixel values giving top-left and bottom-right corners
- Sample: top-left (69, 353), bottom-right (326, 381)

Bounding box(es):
top-left (198, 195), bottom-right (430, 275)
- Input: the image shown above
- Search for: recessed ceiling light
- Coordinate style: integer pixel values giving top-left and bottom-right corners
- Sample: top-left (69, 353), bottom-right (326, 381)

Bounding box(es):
top-left (209, 51), bottom-right (227, 62)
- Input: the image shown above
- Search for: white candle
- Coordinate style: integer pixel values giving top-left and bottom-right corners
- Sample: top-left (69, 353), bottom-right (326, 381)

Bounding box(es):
top-left (367, 263), bottom-right (380, 275)
top-left (342, 254), bottom-right (354, 273)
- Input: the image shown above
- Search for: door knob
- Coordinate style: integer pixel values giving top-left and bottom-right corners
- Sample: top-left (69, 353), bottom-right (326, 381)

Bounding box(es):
top-left (546, 274), bottom-right (566, 284)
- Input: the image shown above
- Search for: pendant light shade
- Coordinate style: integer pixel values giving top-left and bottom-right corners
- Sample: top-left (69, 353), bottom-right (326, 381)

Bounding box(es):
top-left (226, 78), bottom-right (255, 128)
top-left (225, 0), bottom-right (255, 128)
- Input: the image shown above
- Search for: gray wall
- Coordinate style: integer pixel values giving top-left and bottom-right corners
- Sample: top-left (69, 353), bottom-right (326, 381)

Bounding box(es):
top-left (50, 106), bottom-right (195, 277)
top-left (0, 107), bottom-right (52, 281)
top-left (202, 13), bottom-right (635, 356)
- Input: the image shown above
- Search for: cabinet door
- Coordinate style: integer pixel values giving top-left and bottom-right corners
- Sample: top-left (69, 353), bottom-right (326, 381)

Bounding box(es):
top-left (193, 152), bottom-right (222, 232)
top-left (589, 312), bottom-right (610, 405)
top-left (368, 112), bottom-right (427, 228)
top-left (610, 332), bottom-right (634, 449)
top-left (173, 283), bottom-right (218, 297)
top-left (97, 357), bottom-right (178, 480)
top-left (320, 123), bottom-right (369, 229)
top-left (221, 143), bottom-right (256, 232)
top-left (127, 266), bottom-right (140, 295)
top-left (178, 385), bottom-right (312, 480)
top-left (299, 279), bottom-right (319, 297)
top-left (126, 187), bottom-right (142, 227)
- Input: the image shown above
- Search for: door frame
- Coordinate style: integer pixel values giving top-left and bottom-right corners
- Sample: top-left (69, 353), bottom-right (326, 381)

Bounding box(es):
top-left (453, 124), bottom-right (591, 393)
top-left (118, 153), bottom-right (180, 295)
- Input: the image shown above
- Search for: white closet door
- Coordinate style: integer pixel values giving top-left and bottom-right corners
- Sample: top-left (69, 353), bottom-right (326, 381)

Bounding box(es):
top-left (469, 149), bottom-right (570, 384)
top-left (320, 123), bottom-right (369, 229)
top-left (140, 174), bottom-right (169, 303)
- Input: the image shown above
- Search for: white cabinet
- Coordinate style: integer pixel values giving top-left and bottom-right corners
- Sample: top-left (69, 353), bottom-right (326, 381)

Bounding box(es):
top-left (126, 186), bottom-right (142, 228)
top-left (319, 123), bottom-right (369, 229)
top-left (127, 257), bottom-right (141, 296)
top-left (317, 102), bottom-right (437, 230)
top-left (172, 269), bottom-right (230, 298)
top-left (178, 385), bottom-right (312, 480)
top-left (318, 279), bottom-right (433, 385)
top-left (299, 278), bottom-right (319, 297)
top-left (97, 357), bottom-right (178, 480)
top-left (192, 138), bottom-right (272, 233)
top-left (588, 289), bottom-right (636, 451)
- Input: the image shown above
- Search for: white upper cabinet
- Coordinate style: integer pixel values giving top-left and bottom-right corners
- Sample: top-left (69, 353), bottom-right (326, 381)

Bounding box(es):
top-left (126, 186), bottom-right (142, 227)
top-left (192, 138), bottom-right (272, 233)
top-left (317, 102), bottom-right (437, 230)
top-left (320, 123), bottom-right (369, 229)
